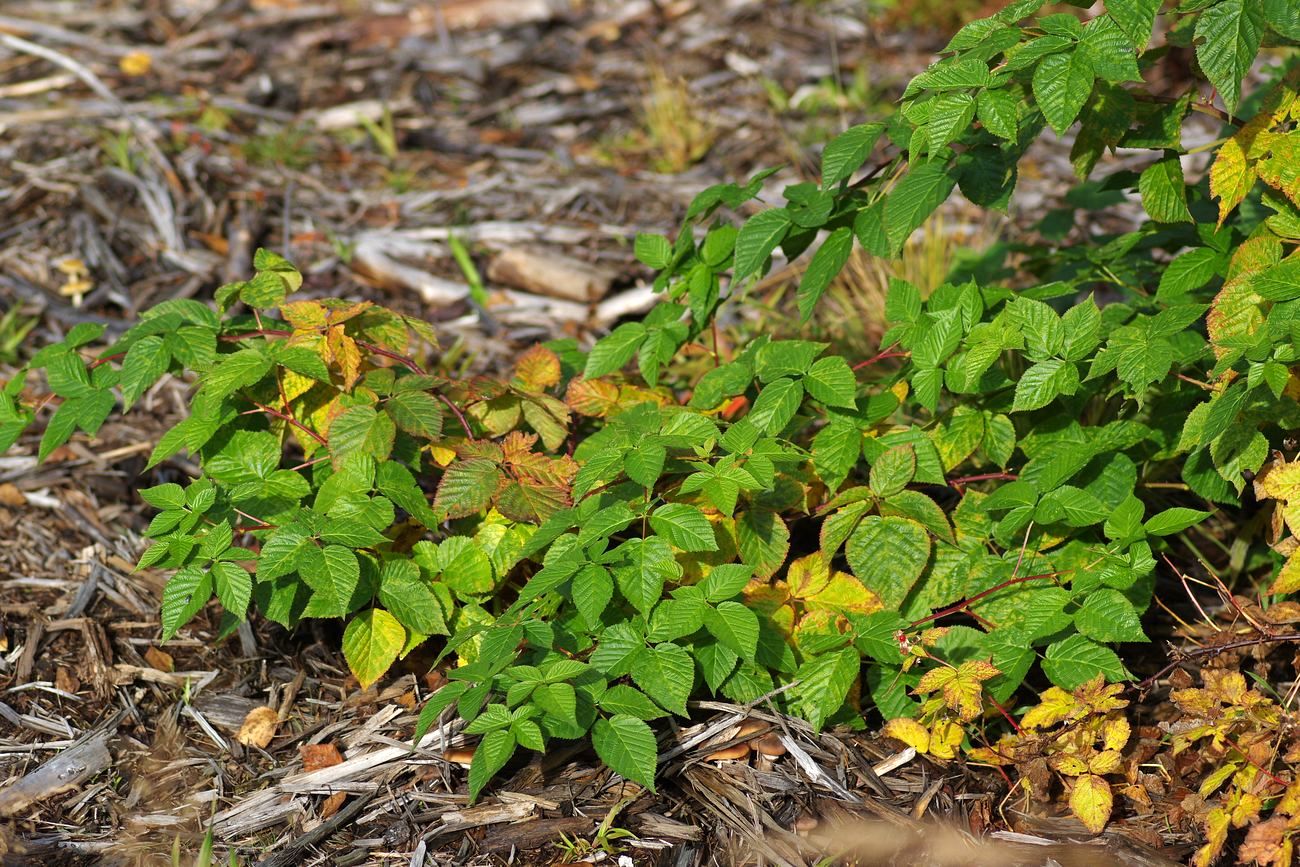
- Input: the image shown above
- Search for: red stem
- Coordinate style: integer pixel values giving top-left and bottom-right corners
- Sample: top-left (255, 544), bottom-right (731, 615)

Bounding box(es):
top-left (908, 571), bottom-right (1065, 629)
top-left (949, 472), bottom-right (1018, 489)
top-left (852, 344), bottom-right (909, 371)
top-left (438, 393), bottom-right (476, 440)
top-left (248, 401), bottom-right (327, 446)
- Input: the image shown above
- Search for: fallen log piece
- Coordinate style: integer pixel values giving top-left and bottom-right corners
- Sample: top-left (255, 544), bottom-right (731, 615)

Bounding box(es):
top-left (487, 247), bottom-right (615, 303)
top-left (0, 727), bottom-right (113, 817)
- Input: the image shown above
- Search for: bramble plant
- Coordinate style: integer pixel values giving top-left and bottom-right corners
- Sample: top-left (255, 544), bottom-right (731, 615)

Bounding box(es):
top-left (3, 0), bottom-right (1300, 846)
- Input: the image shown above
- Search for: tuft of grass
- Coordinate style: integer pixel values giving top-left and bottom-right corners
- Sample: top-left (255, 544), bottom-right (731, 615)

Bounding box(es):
top-left (595, 62), bottom-right (717, 174)
top-left (241, 126), bottom-right (315, 169)
top-left (0, 305), bottom-right (39, 366)
top-left (754, 212), bottom-right (996, 363)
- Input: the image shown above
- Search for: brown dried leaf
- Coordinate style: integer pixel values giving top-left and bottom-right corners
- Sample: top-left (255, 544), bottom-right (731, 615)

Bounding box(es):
top-left (236, 706), bottom-right (279, 749)
top-left (300, 743), bottom-right (344, 773)
top-left (143, 646), bottom-right (175, 672)
top-left (321, 791), bottom-right (347, 819)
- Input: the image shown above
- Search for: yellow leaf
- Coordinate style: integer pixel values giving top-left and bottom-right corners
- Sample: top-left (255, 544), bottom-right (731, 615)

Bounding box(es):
top-left (787, 552), bottom-right (834, 599)
top-left (514, 345), bottom-right (561, 390)
top-left (429, 445), bottom-right (457, 466)
top-left (1192, 807), bottom-right (1231, 867)
top-left (1068, 774), bottom-right (1112, 834)
top-left (1052, 754), bottom-right (1089, 776)
top-left (803, 572), bottom-right (883, 616)
top-left (1088, 749), bottom-right (1124, 775)
top-left (1211, 119), bottom-right (1262, 226)
top-left (928, 720), bottom-right (963, 759)
top-left (282, 300), bottom-right (328, 330)
top-left (1232, 791), bottom-right (1264, 828)
top-left (281, 369), bottom-right (317, 404)
top-left (916, 665), bottom-right (957, 696)
top-left (882, 717), bottom-right (929, 754)
top-left (342, 608), bottom-right (406, 689)
top-left (1021, 686), bottom-right (1077, 730)
top-left (325, 325), bottom-right (362, 389)
top-left (1101, 716), bottom-right (1131, 752)
top-left (119, 51), bottom-right (152, 77)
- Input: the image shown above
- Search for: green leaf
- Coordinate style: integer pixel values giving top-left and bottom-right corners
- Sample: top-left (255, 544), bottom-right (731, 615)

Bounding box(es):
top-left (204, 349), bottom-right (271, 399)
top-left (1139, 155), bottom-right (1192, 223)
top-left (1158, 247), bottom-right (1223, 300)
top-left (300, 545), bottom-right (362, 618)
top-left (649, 503), bottom-right (718, 553)
top-left (467, 728), bottom-right (517, 803)
top-left (700, 563), bottom-right (754, 602)
top-left (599, 686), bottom-right (667, 720)
top-left (733, 209), bottom-right (793, 283)
top-left (647, 598), bottom-right (707, 643)
top-left (1042, 635), bottom-right (1129, 689)
top-left (614, 537), bottom-right (681, 615)
top-left (1080, 15), bottom-right (1141, 83)
top-left (631, 643), bottom-right (695, 716)
top-left (329, 405), bottom-right (396, 464)
top-left (592, 715), bottom-right (658, 791)
top-left (756, 340), bottom-right (826, 381)
top-left (257, 525), bottom-right (314, 581)
top-left (812, 421), bottom-right (861, 492)
top-left (435, 536), bottom-right (496, 598)
top-left (634, 233), bottom-right (673, 269)
top-left (706, 601), bottom-right (760, 660)
top-left (1035, 485), bottom-right (1107, 527)
top-left (572, 564), bottom-right (614, 629)
top-left (1195, 0), bottom-right (1265, 116)
top-left (120, 335), bottom-right (170, 410)
top-left (140, 483), bottom-right (186, 511)
top-left (747, 377), bottom-right (803, 434)
top-left (880, 490), bottom-right (955, 543)
top-left (1075, 589), bottom-right (1147, 642)
top-left (1144, 507), bottom-right (1211, 536)
top-left (926, 92), bottom-right (977, 150)
top-left (854, 611), bottom-right (906, 664)
top-left (791, 646), bottom-right (860, 731)
top-left (161, 566), bottom-right (211, 640)
top-left (625, 442), bottom-right (667, 489)
top-left (798, 227), bottom-right (855, 322)
top-left (821, 123), bottom-right (885, 189)
top-left (976, 89), bottom-right (1019, 141)
top-left (884, 162), bottom-right (957, 255)
top-left (342, 607), bottom-right (406, 689)
top-left (802, 356), bottom-right (858, 408)
top-left (869, 445), bottom-right (915, 498)
top-left (1061, 298), bottom-right (1102, 362)
top-left (846, 516), bottom-right (931, 609)
top-left (1105, 0), bottom-right (1161, 49)
top-left (585, 322), bottom-right (648, 378)
top-left (736, 509), bottom-right (790, 580)
top-left (1033, 49), bottom-right (1096, 135)
top-left (1012, 359), bottom-right (1079, 412)
top-left (212, 561), bottom-right (252, 620)
top-left (386, 391), bottom-right (443, 440)
top-left (379, 559), bottom-right (448, 636)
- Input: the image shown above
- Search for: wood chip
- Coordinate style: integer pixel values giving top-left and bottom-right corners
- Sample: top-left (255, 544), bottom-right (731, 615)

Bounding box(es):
top-left (487, 247), bottom-right (615, 303)
top-left (0, 728), bottom-right (114, 817)
top-left (235, 706), bottom-right (279, 749)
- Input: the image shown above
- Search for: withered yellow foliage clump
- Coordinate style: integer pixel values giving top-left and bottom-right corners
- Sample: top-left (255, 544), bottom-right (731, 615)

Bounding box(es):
top-left (1255, 455), bottom-right (1300, 595)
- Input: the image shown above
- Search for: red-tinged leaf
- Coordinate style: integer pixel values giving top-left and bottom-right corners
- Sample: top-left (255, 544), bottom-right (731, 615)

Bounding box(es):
top-left (434, 459), bottom-right (502, 519)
